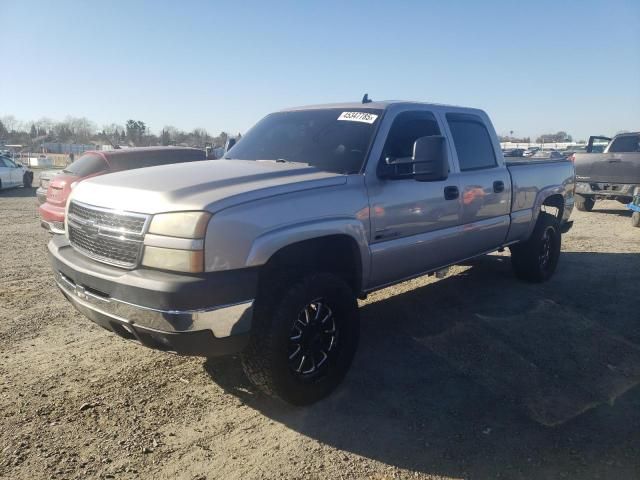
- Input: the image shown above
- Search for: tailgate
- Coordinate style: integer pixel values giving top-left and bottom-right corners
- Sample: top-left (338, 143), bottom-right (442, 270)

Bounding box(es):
top-left (579, 153), bottom-right (640, 184)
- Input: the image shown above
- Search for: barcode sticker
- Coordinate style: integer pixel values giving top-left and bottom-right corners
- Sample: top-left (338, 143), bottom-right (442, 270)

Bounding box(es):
top-left (337, 112), bottom-right (378, 124)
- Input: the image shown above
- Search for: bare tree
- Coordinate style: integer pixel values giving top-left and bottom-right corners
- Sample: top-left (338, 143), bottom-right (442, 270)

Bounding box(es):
top-left (1, 115), bottom-right (20, 133)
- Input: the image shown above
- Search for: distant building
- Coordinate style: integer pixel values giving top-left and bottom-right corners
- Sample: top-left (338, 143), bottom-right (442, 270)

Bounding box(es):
top-left (41, 142), bottom-right (96, 155)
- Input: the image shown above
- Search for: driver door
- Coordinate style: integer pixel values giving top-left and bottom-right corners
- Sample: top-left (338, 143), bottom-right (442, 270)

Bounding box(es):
top-left (366, 110), bottom-right (462, 288)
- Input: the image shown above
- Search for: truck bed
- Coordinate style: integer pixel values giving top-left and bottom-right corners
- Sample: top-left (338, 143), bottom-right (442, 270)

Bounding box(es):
top-left (506, 159), bottom-right (575, 230)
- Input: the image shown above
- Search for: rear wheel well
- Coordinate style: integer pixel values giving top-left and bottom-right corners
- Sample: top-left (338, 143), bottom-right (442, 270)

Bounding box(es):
top-left (258, 235), bottom-right (362, 296)
top-left (541, 194), bottom-right (564, 221)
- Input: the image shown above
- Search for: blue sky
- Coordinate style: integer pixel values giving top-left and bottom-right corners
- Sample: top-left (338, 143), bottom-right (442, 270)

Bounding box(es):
top-left (1, 0), bottom-right (638, 141)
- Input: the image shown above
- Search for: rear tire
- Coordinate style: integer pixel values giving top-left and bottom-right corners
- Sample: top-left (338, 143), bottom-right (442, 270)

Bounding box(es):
top-left (632, 212), bottom-right (640, 228)
top-left (241, 272), bottom-right (359, 405)
top-left (510, 212), bottom-right (561, 283)
top-left (575, 195), bottom-right (594, 212)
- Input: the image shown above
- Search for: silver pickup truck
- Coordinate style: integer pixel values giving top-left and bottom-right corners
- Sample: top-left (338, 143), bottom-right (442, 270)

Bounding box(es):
top-left (48, 101), bottom-right (575, 405)
top-left (573, 132), bottom-right (640, 211)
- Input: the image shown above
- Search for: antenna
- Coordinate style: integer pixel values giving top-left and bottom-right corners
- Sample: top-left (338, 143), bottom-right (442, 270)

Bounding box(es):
top-left (362, 93), bottom-right (372, 104)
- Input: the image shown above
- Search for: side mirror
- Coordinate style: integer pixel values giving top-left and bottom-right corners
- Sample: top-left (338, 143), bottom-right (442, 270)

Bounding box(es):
top-left (412, 135), bottom-right (448, 182)
top-left (380, 135), bottom-right (448, 182)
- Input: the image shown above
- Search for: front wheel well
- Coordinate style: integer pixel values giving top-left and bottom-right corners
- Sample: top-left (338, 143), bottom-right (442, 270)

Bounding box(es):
top-left (258, 235), bottom-right (362, 296)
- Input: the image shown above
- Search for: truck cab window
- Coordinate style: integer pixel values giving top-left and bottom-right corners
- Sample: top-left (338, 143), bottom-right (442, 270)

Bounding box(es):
top-left (378, 111), bottom-right (440, 177)
top-left (609, 135), bottom-right (640, 153)
top-left (381, 111), bottom-right (440, 161)
top-left (447, 113), bottom-right (497, 171)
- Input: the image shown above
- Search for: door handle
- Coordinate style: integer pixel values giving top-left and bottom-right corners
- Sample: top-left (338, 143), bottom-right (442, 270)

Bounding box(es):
top-left (608, 158), bottom-right (622, 163)
top-left (493, 180), bottom-right (505, 193)
top-left (444, 186), bottom-right (459, 200)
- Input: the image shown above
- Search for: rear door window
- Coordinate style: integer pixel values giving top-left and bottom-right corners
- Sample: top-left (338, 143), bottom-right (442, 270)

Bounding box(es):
top-left (63, 153), bottom-right (108, 176)
top-left (609, 135), bottom-right (640, 153)
top-left (446, 113), bottom-right (497, 171)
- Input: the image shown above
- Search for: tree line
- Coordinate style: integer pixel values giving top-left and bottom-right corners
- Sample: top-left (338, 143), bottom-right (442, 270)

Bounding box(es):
top-left (0, 115), bottom-right (236, 149)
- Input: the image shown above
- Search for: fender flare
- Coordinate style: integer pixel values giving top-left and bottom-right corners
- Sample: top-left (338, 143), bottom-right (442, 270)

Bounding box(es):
top-left (245, 217), bottom-right (371, 288)
top-left (525, 185), bottom-right (566, 238)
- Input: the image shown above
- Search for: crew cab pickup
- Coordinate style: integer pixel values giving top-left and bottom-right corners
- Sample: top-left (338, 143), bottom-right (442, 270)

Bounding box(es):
top-left (573, 132), bottom-right (640, 211)
top-left (48, 101), bottom-right (575, 405)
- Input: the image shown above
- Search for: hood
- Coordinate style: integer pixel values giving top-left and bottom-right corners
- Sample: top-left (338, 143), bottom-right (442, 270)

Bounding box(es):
top-left (70, 159), bottom-right (346, 214)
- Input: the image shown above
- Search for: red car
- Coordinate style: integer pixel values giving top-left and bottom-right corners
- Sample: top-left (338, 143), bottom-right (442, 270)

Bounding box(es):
top-left (39, 147), bottom-right (206, 233)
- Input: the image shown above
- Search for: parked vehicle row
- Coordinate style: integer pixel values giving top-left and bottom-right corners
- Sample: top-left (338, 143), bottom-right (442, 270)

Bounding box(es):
top-left (46, 100), bottom-right (575, 405)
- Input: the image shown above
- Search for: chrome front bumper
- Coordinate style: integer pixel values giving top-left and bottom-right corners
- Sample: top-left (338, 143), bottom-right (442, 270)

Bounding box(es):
top-left (55, 270), bottom-right (253, 339)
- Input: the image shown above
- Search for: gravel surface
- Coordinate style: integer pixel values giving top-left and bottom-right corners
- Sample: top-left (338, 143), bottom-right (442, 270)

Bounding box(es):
top-left (1, 184), bottom-right (639, 480)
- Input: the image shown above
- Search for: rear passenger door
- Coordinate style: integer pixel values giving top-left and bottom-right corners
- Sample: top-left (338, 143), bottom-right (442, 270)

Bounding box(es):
top-left (443, 112), bottom-right (511, 257)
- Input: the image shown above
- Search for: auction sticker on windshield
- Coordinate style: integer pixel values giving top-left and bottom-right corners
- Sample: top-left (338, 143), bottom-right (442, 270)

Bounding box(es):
top-left (337, 112), bottom-right (378, 124)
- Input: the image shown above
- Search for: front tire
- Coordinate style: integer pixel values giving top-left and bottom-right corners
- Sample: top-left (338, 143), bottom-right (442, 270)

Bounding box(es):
top-left (575, 195), bottom-right (594, 212)
top-left (510, 212), bottom-right (561, 283)
top-left (241, 273), bottom-right (359, 405)
top-left (632, 212), bottom-right (640, 228)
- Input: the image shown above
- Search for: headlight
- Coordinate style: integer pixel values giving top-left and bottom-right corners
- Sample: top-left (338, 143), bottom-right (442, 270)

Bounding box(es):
top-left (148, 211), bottom-right (211, 238)
top-left (143, 211), bottom-right (211, 273)
top-left (141, 246), bottom-right (204, 273)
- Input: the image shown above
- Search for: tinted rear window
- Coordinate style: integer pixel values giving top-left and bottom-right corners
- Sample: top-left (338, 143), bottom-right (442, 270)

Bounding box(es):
top-left (446, 113), bottom-right (497, 171)
top-left (609, 135), bottom-right (640, 153)
top-left (63, 154), bottom-right (108, 176)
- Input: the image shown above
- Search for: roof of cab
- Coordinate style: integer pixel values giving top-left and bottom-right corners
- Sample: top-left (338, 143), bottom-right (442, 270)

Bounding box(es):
top-left (279, 100), bottom-right (484, 114)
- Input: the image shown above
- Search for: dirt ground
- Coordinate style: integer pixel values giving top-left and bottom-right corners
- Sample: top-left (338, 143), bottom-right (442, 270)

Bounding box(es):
top-left (1, 181), bottom-right (639, 480)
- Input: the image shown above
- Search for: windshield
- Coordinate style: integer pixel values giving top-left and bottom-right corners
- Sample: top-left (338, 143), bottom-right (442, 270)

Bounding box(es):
top-left (225, 109), bottom-right (382, 174)
top-left (63, 153), bottom-right (108, 176)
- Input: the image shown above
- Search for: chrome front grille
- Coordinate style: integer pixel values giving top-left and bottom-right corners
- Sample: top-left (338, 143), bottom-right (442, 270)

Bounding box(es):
top-left (69, 201), bottom-right (147, 233)
top-left (67, 201), bottom-right (150, 268)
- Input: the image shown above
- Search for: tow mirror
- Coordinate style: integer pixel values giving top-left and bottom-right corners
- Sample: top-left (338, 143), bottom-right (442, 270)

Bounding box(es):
top-left (381, 135), bottom-right (448, 182)
top-left (412, 135), bottom-right (448, 182)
